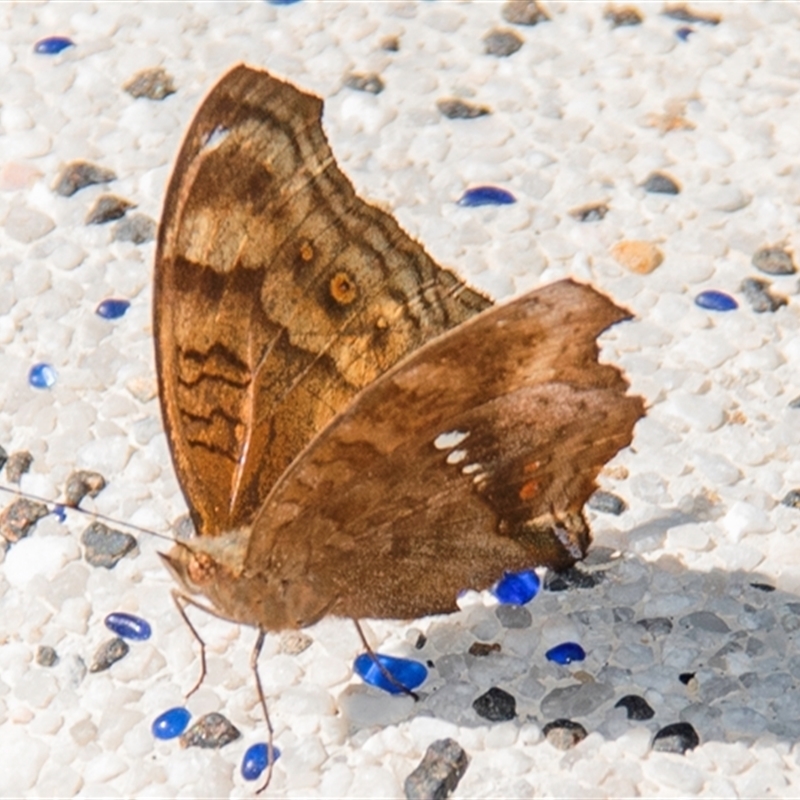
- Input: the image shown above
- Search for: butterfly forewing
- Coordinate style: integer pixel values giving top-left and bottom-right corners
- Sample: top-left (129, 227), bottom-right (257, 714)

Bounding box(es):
top-left (154, 65), bottom-right (489, 537)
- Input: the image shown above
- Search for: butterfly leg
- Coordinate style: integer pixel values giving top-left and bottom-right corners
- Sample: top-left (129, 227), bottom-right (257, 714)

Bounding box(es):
top-left (352, 619), bottom-right (419, 701)
top-left (170, 590), bottom-right (212, 698)
top-left (251, 628), bottom-right (277, 794)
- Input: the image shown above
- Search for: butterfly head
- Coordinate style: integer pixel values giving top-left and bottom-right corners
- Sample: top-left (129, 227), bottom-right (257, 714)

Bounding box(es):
top-left (158, 529), bottom-right (252, 609)
top-left (159, 544), bottom-right (221, 595)
top-left (158, 529), bottom-right (325, 631)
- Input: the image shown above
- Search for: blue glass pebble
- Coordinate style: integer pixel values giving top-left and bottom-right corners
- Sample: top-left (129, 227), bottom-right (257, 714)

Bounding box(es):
top-left (695, 290), bottom-right (738, 311)
top-left (354, 653), bottom-right (428, 694)
top-left (34, 36), bottom-right (74, 55)
top-left (493, 569), bottom-right (540, 605)
top-left (546, 641), bottom-right (586, 665)
top-left (458, 186), bottom-right (516, 207)
top-left (96, 298), bottom-right (130, 320)
top-left (241, 743), bottom-right (282, 781)
top-left (29, 363), bottom-right (57, 389)
top-left (151, 707), bottom-right (191, 740)
top-left (52, 504), bottom-right (67, 523)
top-left (105, 611), bottom-right (152, 641)
top-left (675, 26), bottom-right (694, 40)
top-left (267, 0), bottom-right (301, 4)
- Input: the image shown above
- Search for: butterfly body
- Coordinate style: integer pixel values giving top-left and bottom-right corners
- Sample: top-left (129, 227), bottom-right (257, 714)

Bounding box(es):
top-left (155, 65), bottom-right (644, 632)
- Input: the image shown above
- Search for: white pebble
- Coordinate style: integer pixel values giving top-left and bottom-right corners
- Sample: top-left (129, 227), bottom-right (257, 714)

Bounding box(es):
top-left (662, 391), bottom-right (725, 432)
top-left (721, 501), bottom-right (775, 542)
top-left (5, 205), bottom-right (55, 243)
top-left (3, 535), bottom-right (80, 589)
top-left (77, 436), bottom-right (132, 475)
top-left (642, 755), bottom-right (705, 794)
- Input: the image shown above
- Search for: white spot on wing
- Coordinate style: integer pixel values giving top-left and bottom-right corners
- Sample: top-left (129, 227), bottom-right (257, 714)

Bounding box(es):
top-left (433, 430), bottom-right (470, 450)
top-left (446, 449), bottom-right (467, 465)
top-left (462, 463), bottom-right (482, 475)
top-left (201, 125), bottom-right (230, 152)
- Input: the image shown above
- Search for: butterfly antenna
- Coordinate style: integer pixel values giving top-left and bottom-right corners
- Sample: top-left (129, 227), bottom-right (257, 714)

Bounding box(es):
top-left (0, 483), bottom-right (176, 545)
top-left (352, 619), bottom-right (419, 701)
top-left (251, 628), bottom-right (277, 793)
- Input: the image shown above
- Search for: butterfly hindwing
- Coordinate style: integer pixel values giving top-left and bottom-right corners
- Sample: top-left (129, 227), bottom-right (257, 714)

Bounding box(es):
top-left (240, 280), bottom-right (644, 626)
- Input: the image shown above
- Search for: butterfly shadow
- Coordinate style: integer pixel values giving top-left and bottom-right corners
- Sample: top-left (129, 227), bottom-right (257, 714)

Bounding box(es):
top-left (335, 501), bottom-right (800, 752)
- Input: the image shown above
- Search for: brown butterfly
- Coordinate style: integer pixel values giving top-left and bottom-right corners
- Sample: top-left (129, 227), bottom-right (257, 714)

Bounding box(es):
top-left (154, 63), bottom-right (643, 638)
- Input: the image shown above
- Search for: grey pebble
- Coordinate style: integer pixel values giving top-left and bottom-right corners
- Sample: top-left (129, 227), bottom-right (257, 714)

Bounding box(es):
top-left (179, 712), bottom-right (241, 749)
top-left (722, 706), bottom-right (769, 734)
top-left (404, 738), bottom-right (469, 800)
top-left (483, 28), bottom-right (524, 57)
top-left (0, 444), bottom-right (6, 472)
top-left (52, 160), bottom-right (116, 197)
top-left (544, 566), bottom-right (603, 591)
top-left (0, 499), bottom-right (49, 545)
top-left (173, 513), bottom-right (197, 541)
top-left (517, 669), bottom-right (546, 700)
top-left (604, 6), bottom-right (644, 27)
top-left (739, 671), bottom-right (793, 698)
top-left (614, 642), bottom-right (655, 670)
top-left (615, 694), bottom-right (655, 720)
top-left (570, 202), bottom-right (609, 222)
top-left (81, 521), bottom-right (137, 568)
top-left (636, 617), bottom-right (672, 638)
top-left (541, 682), bottom-right (614, 718)
top-left (588, 490), bottom-right (627, 515)
top-left (63, 470), bottom-right (106, 507)
top-left (468, 653), bottom-right (528, 686)
top-left (436, 98), bottom-right (491, 119)
top-left (495, 604), bottom-right (532, 629)
top-left (6, 451), bottom-right (33, 484)
top-left (67, 655), bottom-right (88, 688)
top-left (502, 0), bottom-right (549, 26)
top-left (436, 653), bottom-right (466, 681)
top-left (424, 680), bottom-right (477, 725)
top-left (741, 277), bottom-right (787, 313)
top-left (113, 213), bottom-right (157, 244)
top-left (344, 73), bottom-right (385, 95)
top-left (662, 4), bottom-right (720, 25)
top-left (124, 66), bottom-right (176, 100)
top-left (472, 687), bottom-right (516, 721)
top-left (641, 171), bottom-right (680, 194)
top-left (89, 637), bottom-right (129, 672)
top-left (86, 195), bottom-right (135, 225)
top-left (780, 618), bottom-right (797, 635)
top-left (781, 489), bottom-right (800, 509)
top-left (698, 675), bottom-right (739, 703)
top-left (752, 246), bottom-right (796, 276)
top-left (542, 719), bottom-right (588, 750)
top-left (746, 636), bottom-right (766, 656)
top-left (739, 606), bottom-right (776, 632)
top-left (36, 645), bottom-right (58, 667)
top-left (679, 610), bottom-right (730, 634)
top-left (596, 665), bottom-right (633, 688)
top-left (613, 606), bottom-right (635, 623)
top-left (652, 721), bottom-right (700, 753)
top-left (708, 640), bottom-right (743, 670)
